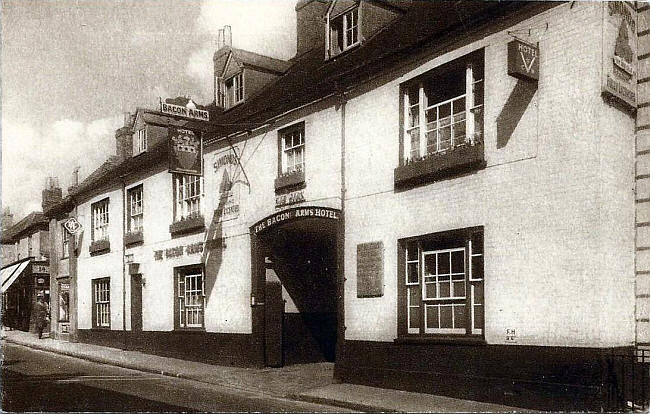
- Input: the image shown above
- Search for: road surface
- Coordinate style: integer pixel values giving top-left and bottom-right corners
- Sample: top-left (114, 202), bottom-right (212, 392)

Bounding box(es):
top-left (2, 343), bottom-right (352, 412)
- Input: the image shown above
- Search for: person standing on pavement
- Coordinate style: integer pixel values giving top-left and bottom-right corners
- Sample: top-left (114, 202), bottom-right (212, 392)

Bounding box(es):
top-left (34, 294), bottom-right (49, 339)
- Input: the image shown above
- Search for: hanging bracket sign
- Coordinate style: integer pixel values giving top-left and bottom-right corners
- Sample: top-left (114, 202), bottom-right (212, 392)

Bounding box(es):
top-left (507, 39), bottom-right (539, 81)
top-left (169, 127), bottom-right (202, 176)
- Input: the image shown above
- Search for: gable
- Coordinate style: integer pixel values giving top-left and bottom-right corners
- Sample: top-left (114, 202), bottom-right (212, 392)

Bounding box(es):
top-left (329, 0), bottom-right (358, 19)
top-left (223, 53), bottom-right (242, 80)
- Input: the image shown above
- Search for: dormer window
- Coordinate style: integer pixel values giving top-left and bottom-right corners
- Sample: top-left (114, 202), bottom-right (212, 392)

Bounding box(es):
top-left (224, 72), bottom-right (244, 108)
top-left (216, 77), bottom-right (226, 108)
top-left (327, 7), bottom-right (360, 58)
top-left (133, 128), bottom-right (147, 155)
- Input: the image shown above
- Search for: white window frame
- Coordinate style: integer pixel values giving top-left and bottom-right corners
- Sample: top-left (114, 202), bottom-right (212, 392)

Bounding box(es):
top-left (402, 55), bottom-right (484, 164)
top-left (216, 76), bottom-right (225, 107)
top-left (133, 128), bottom-right (147, 155)
top-left (93, 278), bottom-right (110, 328)
top-left (174, 174), bottom-right (202, 221)
top-left (61, 224), bottom-right (70, 258)
top-left (128, 185), bottom-right (143, 233)
top-left (177, 271), bottom-right (205, 329)
top-left (403, 230), bottom-right (484, 337)
top-left (280, 127), bottom-right (305, 174)
top-left (327, 7), bottom-right (361, 58)
top-left (91, 199), bottom-right (109, 242)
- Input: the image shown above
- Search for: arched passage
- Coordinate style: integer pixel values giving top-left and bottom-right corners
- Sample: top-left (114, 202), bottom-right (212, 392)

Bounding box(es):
top-left (250, 206), bottom-right (341, 367)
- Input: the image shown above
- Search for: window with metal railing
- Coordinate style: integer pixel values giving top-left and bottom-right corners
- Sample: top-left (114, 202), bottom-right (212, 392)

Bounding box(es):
top-left (176, 268), bottom-right (204, 329)
top-left (92, 278), bottom-right (110, 329)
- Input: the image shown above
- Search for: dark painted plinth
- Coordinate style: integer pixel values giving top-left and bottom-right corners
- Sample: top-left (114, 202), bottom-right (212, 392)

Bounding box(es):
top-left (335, 340), bottom-right (632, 411)
top-left (77, 330), bottom-right (256, 367)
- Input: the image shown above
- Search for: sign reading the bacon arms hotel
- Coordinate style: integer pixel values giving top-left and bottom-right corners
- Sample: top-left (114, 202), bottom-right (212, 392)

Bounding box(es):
top-left (602, 1), bottom-right (637, 110)
top-left (169, 127), bottom-right (202, 175)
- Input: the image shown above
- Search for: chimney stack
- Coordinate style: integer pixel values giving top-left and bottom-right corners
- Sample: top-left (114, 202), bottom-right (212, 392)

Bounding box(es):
top-left (42, 176), bottom-right (63, 212)
top-left (216, 25), bottom-right (232, 50)
top-left (116, 114), bottom-right (133, 160)
top-left (67, 167), bottom-right (80, 194)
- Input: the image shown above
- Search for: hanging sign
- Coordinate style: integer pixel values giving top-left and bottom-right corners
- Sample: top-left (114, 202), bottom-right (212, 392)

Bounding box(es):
top-left (507, 39), bottom-right (539, 81)
top-left (160, 100), bottom-right (209, 121)
top-left (213, 146), bottom-right (241, 222)
top-left (601, 1), bottom-right (637, 110)
top-left (63, 217), bottom-right (82, 235)
top-left (169, 127), bottom-right (202, 176)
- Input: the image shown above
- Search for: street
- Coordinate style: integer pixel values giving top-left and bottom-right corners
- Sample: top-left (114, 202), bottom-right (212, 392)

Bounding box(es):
top-left (1, 343), bottom-right (352, 412)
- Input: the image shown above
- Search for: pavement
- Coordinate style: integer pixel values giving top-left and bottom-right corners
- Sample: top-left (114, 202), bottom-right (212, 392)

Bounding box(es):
top-left (2, 329), bottom-right (531, 413)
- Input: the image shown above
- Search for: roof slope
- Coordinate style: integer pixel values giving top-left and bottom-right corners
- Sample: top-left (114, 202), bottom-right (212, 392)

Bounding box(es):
top-left (208, 1), bottom-right (551, 140)
top-left (215, 46), bottom-right (291, 74)
top-left (1, 212), bottom-right (48, 243)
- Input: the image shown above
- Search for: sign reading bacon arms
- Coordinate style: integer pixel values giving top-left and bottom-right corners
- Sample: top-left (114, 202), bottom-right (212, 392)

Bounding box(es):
top-left (169, 127), bottom-right (202, 175)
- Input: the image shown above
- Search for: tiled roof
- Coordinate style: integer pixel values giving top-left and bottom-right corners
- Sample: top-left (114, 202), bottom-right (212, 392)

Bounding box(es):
top-left (207, 1), bottom-right (551, 140)
top-left (1, 212), bottom-right (48, 243)
top-left (215, 46), bottom-right (291, 74)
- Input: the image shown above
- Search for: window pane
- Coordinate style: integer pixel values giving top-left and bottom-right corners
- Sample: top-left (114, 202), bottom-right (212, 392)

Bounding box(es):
top-left (473, 283), bottom-right (484, 305)
top-left (408, 286), bottom-right (421, 304)
top-left (454, 304), bottom-right (466, 329)
top-left (451, 250), bottom-right (464, 273)
top-left (426, 305), bottom-right (439, 329)
top-left (438, 252), bottom-right (450, 274)
top-left (453, 280), bottom-right (465, 298)
top-left (439, 280), bottom-right (450, 298)
top-left (424, 254), bottom-right (436, 275)
top-left (409, 128), bottom-right (420, 159)
top-left (473, 304), bottom-right (484, 330)
top-left (471, 256), bottom-right (484, 280)
top-left (407, 242), bottom-right (418, 261)
top-left (439, 306), bottom-right (452, 328)
top-left (408, 105), bottom-right (419, 128)
top-left (409, 306), bottom-right (420, 329)
top-left (407, 263), bottom-right (419, 284)
top-left (425, 282), bottom-right (436, 299)
top-left (471, 232), bottom-right (484, 254)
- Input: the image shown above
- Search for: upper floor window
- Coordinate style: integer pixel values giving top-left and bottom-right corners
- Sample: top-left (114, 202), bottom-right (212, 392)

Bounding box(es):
top-left (27, 235), bottom-right (33, 257)
top-left (133, 128), bottom-right (147, 155)
top-left (91, 198), bottom-right (109, 242)
top-left (173, 174), bottom-right (201, 221)
top-left (328, 7), bottom-right (360, 58)
top-left (399, 227), bottom-right (484, 338)
top-left (280, 124), bottom-right (305, 175)
top-left (61, 224), bottom-right (70, 258)
top-left (225, 73), bottom-right (244, 108)
top-left (216, 76), bottom-right (226, 108)
top-left (402, 51), bottom-right (484, 164)
top-left (128, 185), bottom-right (143, 233)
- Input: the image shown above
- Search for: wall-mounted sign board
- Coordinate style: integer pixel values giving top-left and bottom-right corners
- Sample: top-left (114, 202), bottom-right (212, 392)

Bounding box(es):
top-left (357, 241), bottom-right (384, 298)
top-left (161, 101), bottom-right (209, 121)
top-left (507, 39), bottom-right (539, 82)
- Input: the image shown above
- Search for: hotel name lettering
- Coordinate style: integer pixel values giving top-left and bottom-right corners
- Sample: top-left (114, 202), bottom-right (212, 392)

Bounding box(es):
top-left (254, 207), bottom-right (339, 234)
top-left (154, 242), bottom-right (204, 261)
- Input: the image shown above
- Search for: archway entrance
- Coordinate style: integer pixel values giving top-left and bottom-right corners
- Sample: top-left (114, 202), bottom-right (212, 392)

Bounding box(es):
top-left (250, 207), bottom-right (340, 367)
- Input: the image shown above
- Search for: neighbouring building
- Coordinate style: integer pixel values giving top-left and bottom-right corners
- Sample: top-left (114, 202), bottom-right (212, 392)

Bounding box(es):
top-left (43, 1), bottom-right (649, 410)
top-left (1, 179), bottom-right (59, 331)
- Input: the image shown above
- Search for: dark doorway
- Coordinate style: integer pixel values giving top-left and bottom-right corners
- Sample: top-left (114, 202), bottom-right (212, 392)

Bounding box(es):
top-left (130, 274), bottom-right (142, 333)
top-left (255, 212), bottom-right (339, 366)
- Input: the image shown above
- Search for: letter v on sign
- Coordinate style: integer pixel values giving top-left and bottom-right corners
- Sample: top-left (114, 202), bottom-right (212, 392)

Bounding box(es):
top-left (520, 51), bottom-right (536, 74)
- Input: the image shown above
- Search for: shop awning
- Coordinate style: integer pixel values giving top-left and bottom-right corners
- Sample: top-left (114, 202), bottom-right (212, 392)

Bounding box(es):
top-left (1, 260), bottom-right (30, 293)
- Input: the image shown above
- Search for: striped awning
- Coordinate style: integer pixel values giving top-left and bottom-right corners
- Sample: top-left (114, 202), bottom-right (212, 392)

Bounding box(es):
top-left (1, 260), bottom-right (30, 293)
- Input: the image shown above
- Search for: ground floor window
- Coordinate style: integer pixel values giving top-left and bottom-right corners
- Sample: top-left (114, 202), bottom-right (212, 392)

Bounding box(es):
top-left (58, 280), bottom-right (70, 322)
top-left (399, 227), bottom-right (484, 337)
top-left (175, 266), bottom-right (204, 329)
top-left (92, 278), bottom-right (110, 328)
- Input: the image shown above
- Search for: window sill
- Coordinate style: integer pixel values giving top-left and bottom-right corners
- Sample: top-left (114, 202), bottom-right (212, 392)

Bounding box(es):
top-left (91, 326), bottom-right (111, 330)
top-left (274, 170), bottom-right (305, 193)
top-left (326, 41), bottom-right (361, 61)
top-left (394, 142), bottom-right (485, 189)
top-left (124, 231), bottom-right (144, 247)
top-left (174, 327), bottom-right (206, 333)
top-left (89, 239), bottom-right (110, 255)
top-left (395, 335), bottom-right (486, 346)
top-left (169, 216), bottom-right (205, 236)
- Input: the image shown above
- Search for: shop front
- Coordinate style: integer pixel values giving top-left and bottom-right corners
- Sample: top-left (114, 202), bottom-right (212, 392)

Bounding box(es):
top-left (1, 259), bottom-right (50, 332)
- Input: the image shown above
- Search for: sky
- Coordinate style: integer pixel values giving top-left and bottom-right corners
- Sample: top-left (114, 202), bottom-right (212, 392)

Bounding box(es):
top-left (1, 0), bottom-right (297, 221)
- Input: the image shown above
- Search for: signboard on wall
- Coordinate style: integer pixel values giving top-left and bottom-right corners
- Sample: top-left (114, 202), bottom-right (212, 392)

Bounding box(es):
top-left (507, 39), bottom-right (539, 81)
top-left (356, 242), bottom-right (384, 298)
top-left (602, 1), bottom-right (637, 110)
top-left (169, 127), bottom-right (202, 175)
top-left (213, 146), bottom-right (242, 222)
top-left (32, 264), bottom-right (49, 274)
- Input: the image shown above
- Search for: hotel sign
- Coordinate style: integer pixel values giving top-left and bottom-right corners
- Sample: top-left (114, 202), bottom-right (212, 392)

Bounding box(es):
top-left (602, 1), bottom-right (637, 110)
top-left (169, 127), bottom-right (202, 176)
top-left (160, 101), bottom-right (209, 121)
top-left (252, 206), bottom-right (340, 235)
top-left (507, 39), bottom-right (539, 81)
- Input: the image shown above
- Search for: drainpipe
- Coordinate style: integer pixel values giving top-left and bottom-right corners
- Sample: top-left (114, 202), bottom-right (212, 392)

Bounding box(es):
top-left (335, 89), bottom-right (347, 380)
top-left (120, 175), bottom-right (127, 351)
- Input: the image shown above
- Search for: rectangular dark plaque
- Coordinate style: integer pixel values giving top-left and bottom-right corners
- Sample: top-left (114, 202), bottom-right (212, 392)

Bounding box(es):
top-left (357, 241), bottom-right (384, 298)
